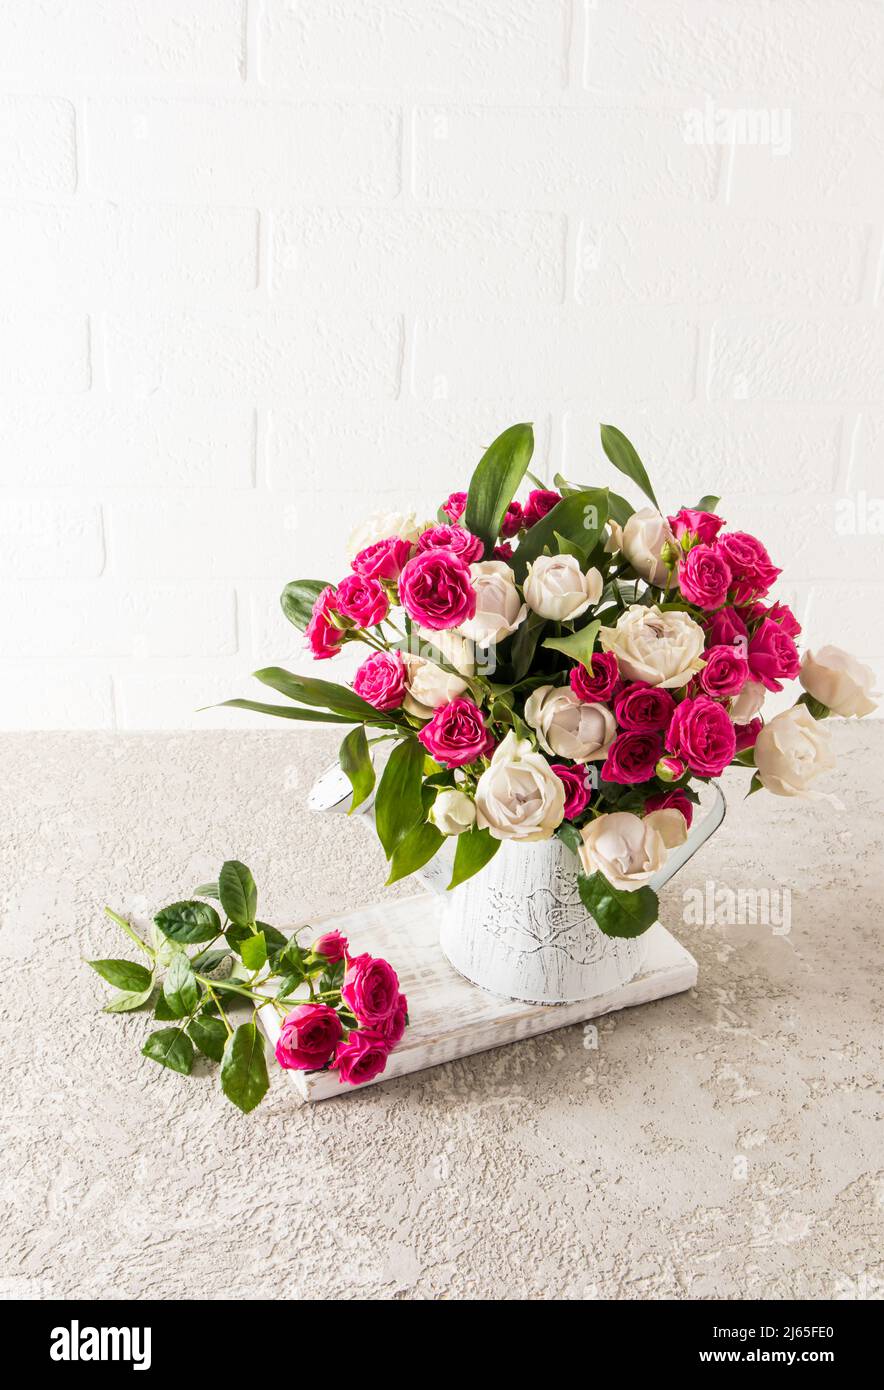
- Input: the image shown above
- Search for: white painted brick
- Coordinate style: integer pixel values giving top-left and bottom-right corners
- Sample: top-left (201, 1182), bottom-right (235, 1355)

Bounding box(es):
top-left (729, 112), bottom-right (884, 218)
top-left (259, 0), bottom-right (567, 94)
top-left (708, 318), bottom-right (884, 403)
top-left (244, 582), bottom-right (365, 677)
top-left (0, 668), bottom-right (113, 730)
top-left (0, 499), bottom-right (103, 578)
top-left (575, 218), bottom-right (867, 308)
top-left (413, 107), bottom-right (718, 207)
top-left (1, 0), bottom-right (245, 82)
top-left (0, 204), bottom-right (258, 301)
top-left (804, 584), bottom-right (884, 657)
top-left (0, 314), bottom-right (90, 395)
top-left (86, 99), bottom-right (400, 201)
top-left (562, 408), bottom-right (842, 498)
top-left (0, 399), bottom-right (254, 489)
top-left (104, 312), bottom-right (401, 399)
top-left (0, 96), bottom-right (76, 195)
top-left (722, 495), bottom-right (884, 584)
top-left (266, 402), bottom-right (552, 496)
top-left (583, 0), bottom-right (884, 103)
top-left (412, 314), bottom-right (698, 403)
top-left (849, 412), bottom-right (884, 493)
top-left (0, 583), bottom-right (236, 658)
top-left (271, 210), bottom-right (564, 305)
top-left (114, 669), bottom-right (283, 731)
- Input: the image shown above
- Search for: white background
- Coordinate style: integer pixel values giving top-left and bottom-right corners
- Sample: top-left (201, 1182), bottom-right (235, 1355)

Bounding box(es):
top-left (1, 0), bottom-right (882, 729)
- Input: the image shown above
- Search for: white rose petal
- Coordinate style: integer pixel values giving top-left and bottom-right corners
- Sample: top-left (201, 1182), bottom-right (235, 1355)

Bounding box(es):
top-left (523, 554), bottom-right (603, 622)
top-left (416, 625), bottom-right (476, 678)
top-left (475, 731), bottom-right (565, 842)
top-left (799, 645), bottom-right (879, 718)
top-left (729, 679), bottom-right (766, 724)
top-left (754, 705), bottom-right (835, 798)
top-left (621, 507), bottom-right (676, 587)
top-left (346, 508), bottom-right (425, 559)
top-left (429, 788), bottom-right (477, 836)
top-left (402, 652), bottom-right (468, 719)
top-left (578, 808), bottom-right (687, 892)
top-left (599, 603), bottom-right (706, 690)
top-left (523, 684), bottom-right (616, 760)
top-left (458, 560), bottom-right (527, 649)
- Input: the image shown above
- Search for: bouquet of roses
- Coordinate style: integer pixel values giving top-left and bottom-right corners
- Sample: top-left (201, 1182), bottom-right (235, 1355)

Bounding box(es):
top-left (223, 424), bottom-right (877, 939)
top-left (92, 860), bottom-right (408, 1110)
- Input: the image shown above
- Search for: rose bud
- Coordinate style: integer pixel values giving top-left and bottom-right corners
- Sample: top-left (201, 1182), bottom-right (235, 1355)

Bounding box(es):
top-left (656, 755), bottom-right (686, 782)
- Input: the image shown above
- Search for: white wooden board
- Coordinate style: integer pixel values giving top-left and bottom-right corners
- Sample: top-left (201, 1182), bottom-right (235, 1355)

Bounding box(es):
top-left (259, 894), bottom-right (698, 1103)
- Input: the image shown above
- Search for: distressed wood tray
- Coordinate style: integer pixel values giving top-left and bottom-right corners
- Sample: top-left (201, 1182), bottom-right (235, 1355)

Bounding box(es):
top-left (258, 893), bottom-right (697, 1103)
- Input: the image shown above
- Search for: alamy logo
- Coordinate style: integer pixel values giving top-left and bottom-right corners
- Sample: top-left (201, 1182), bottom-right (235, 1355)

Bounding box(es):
top-left (50, 1320), bottom-right (151, 1371)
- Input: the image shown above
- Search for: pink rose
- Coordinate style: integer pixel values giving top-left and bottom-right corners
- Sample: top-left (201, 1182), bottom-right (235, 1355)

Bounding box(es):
top-left (667, 508), bottom-right (725, 544)
top-left (500, 501), bottom-right (523, 538)
top-left (275, 1003), bottom-right (342, 1072)
top-left (678, 544), bottom-right (732, 609)
top-left (570, 652), bottom-right (621, 703)
top-left (341, 953), bottom-right (401, 1026)
top-left (371, 993), bottom-right (408, 1047)
top-left (602, 731), bottom-right (663, 784)
top-left (441, 491), bottom-right (467, 523)
top-left (745, 599), bottom-right (802, 639)
top-left (334, 573), bottom-right (389, 628)
top-left (417, 697), bottom-right (494, 768)
top-left (550, 763), bottom-right (591, 819)
top-left (493, 542), bottom-right (514, 561)
top-left (417, 524), bottom-right (484, 563)
top-left (747, 618), bottom-right (800, 692)
top-left (699, 644), bottom-right (749, 698)
top-left (716, 532), bottom-right (781, 603)
top-left (523, 489), bottom-right (561, 528)
top-left (644, 788), bottom-right (694, 829)
top-left (666, 695), bottom-right (736, 776)
top-left (352, 536), bottom-right (413, 582)
top-left (614, 682), bottom-right (675, 732)
top-left (734, 717), bottom-right (763, 753)
top-left (398, 548), bottom-right (476, 630)
top-left (353, 650), bottom-right (406, 711)
top-left (305, 585), bottom-right (344, 660)
top-left (312, 930), bottom-right (348, 962)
top-left (333, 1030), bottom-right (390, 1086)
top-left (705, 606), bottom-right (747, 650)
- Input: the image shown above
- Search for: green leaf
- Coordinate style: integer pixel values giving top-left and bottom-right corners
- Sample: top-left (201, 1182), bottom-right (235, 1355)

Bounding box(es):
top-left (154, 900), bottom-right (221, 945)
top-left (553, 529), bottom-right (587, 561)
top-left (542, 618), bottom-right (601, 669)
top-left (188, 1015), bottom-right (228, 1064)
top-left (212, 698), bottom-right (357, 725)
top-left (280, 579), bottom-right (331, 632)
top-left (162, 952), bottom-right (199, 1019)
top-left (600, 424), bottom-right (659, 509)
top-left (193, 881), bottom-right (219, 900)
top-left (509, 609), bottom-right (547, 681)
top-left (220, 1022), bottom-right (269, 1114)
top-left (374, 737), bottom-right (425, 859)
top-left (87, 958), bottom-right (153, 992)
top-left (153, 992), bottom-right (178, 1020)
top-left (339, 724), bottom-right (375, 813)
top-left (386, 820), bottom-right (444, 885)
top-left (747, 772), bottom-right (764, 797)
top-left (695, 494), bottom-right (720, 512)
top-left (239, 931), bottom-right (267, 971)
top-left (796, 692), bottom-right (830, 720)
top-left (104, 984), bottom-right (155, 1014)
top-left (732, 747), bottom-right (756, 767)
top-left (253, 668), bottom-right (388, 724)
top-left (142, 1027), bottom-right (194, 1076)
top-left (448, 826), bottom-right (500, 890)
top-left (578, 871), bottom-right (658, 938)
top-left (218, 860), bottom-right (257, 928)
top-left (511, 489), bottom-right (609, 582)
top-left (556, 822), bottom-right (582, 855)
top-left (464, 422), bottom-right (534, 556)
top-left (607, 491), bottom-right (636, 526)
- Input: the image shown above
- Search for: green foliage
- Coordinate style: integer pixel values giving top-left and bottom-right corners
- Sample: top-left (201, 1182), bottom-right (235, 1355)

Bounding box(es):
top-left (464, 423), bottom-right (534, 556)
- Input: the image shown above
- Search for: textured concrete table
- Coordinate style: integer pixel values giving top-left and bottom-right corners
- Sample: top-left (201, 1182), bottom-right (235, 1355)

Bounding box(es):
top-left (1, 727), bottom-right (881, 1301)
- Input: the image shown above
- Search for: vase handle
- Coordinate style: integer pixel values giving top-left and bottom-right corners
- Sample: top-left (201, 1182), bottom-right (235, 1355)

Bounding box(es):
top-left (649, 782), bottom-right (726, 892)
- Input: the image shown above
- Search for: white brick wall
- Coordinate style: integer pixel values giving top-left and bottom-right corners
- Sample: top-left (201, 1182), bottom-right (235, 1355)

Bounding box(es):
top-left (1, 0), bottom-right (882, 729)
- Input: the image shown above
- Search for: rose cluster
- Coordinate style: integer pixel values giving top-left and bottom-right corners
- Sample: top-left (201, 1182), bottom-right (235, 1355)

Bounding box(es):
top-left (275, 932), bottom-right (408, 1087)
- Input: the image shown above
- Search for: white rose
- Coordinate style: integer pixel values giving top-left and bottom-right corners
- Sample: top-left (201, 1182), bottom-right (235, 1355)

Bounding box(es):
top-left (458, 560), bottom-right (527, 649)
top-left (429, 788), bottom-right (477, 836)
top-left (416, 625), bottom-right (476, 678)
top-left (523, 684), bottom-right (617, 760)
top-left (729, 679), bottom-right (766, 723)
top-left (578, 809), bottom-right (688, 892)
top-left (523, 554), bottom-right (603, 622)
top-left (604, 520), bottom-right (624, 554)
top-left (346, 508), bottom-right (424, 559)
top-left (599, 604), bottom-right (706, 689)
top-left (402, 653), bottom-right (468, 719)
top-left (475, 732), bottom-right (565, 842)
top-left (754, 705), bottom-right (835, 798)
top-left (621, 507), bottom-right (676, 587)
top-left (799, 646), bottom-right (878, 718)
